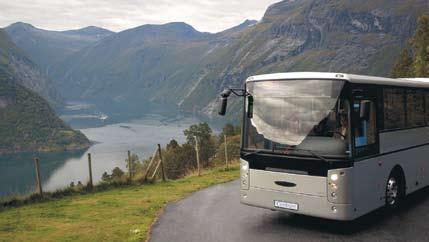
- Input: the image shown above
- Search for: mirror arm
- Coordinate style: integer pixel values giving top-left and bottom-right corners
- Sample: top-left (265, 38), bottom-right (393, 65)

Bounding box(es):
top-left (226, 88), bottom-right (251, 97)
top-left (218, 87), bottom-right (251, 116)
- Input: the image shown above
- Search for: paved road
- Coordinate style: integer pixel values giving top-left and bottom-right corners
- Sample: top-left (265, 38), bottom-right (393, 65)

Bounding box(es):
top-left (150, 180), bottom-right (429, 242)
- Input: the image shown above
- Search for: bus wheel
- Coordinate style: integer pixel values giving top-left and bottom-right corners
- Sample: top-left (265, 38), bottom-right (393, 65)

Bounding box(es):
top-left (385, 170), bottom-right (405, 209)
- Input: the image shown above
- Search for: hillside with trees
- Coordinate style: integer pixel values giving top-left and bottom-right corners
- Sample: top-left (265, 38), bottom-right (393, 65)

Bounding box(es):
top-left (100, 123), bottom-right (241, 182)
top-left (0, 29), bottom-right (91, 154)
top-left (392, 15), bottom-right (429, 78)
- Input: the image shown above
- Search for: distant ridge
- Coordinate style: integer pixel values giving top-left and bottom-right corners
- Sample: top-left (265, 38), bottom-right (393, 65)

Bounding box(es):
top-left (5, 22), bottom-right (114, 75)
top-left (0, 29), bottom-right (62, 106)
top-left (62, 26), bottom-right (114, 36)
top-left (221, 19), bottom-right (258, 34)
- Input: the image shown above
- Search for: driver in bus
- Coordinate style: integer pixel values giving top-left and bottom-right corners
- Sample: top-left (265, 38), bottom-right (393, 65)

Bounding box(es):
top-left (335, 111), bottom-right (348, 140)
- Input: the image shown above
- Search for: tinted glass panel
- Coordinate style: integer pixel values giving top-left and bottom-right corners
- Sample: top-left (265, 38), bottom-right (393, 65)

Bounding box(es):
top-left (383, 88), bottom-right (405, 129)
top-left (354, 100), bottom-right (376, 147)
top-left (406, 90), bottom-right (425, 127)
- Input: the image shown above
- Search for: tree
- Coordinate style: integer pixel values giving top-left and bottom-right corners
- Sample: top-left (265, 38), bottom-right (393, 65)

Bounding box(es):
top-left (234, 124), bottom-right (241, 136)
top-left (218, 123), bottom-right (241, 145)
top-left (125, 153), bottom-right (141, 175)
top-left (163, 143), bottom-right (196, 179)
top-left (183, 123), bottom-right (216, 166)
top-left (184, 123), bottom-right (212, 145)
top-left (111, 167), bottom-right (124, 180)
top-left (166, 139), bottom-right (179, 150)
top-left (223, 123), bottom-right (235, 136)
top-left (391, 49), bottom-right (413, 77)
top-left (392, 15), bottom-right (429, 77)
top-left (101, 172), bottom-right (111, 182)
top-left (411, 15), bottom-right (429, 77)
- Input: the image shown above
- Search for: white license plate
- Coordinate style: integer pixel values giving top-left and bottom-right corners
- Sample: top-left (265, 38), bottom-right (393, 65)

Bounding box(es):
top-left (274, 200), bottom-right (298, 210)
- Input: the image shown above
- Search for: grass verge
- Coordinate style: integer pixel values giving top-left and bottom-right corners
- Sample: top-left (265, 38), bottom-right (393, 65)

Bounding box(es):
top-left (0, 165), bottom-right (239, 242)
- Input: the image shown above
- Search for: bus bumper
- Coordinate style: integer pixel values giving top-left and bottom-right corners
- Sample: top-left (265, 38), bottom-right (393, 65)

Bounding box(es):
top-left (240, 187), bottom-right (356, 221)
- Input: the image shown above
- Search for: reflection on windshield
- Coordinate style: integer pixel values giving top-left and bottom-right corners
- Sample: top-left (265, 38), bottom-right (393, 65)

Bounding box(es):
top-left (245, 80), bottom-right (349, 156)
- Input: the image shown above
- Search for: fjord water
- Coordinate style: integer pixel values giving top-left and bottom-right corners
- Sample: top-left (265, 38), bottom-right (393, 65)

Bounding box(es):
top-left (0, 115), bottom-right (199, 197)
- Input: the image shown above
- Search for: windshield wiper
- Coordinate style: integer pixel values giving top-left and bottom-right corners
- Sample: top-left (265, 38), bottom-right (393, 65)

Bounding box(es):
top-left (289, 148), bottom-right (332, 165)
top-left (243, 148), bottom-right (333, 165)
top-left (242, 150), bottom-right (265, 158)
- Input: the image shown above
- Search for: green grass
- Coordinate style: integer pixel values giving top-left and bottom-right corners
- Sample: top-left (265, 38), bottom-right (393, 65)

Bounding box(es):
top-left (0, 166), bottom-right (239, 242)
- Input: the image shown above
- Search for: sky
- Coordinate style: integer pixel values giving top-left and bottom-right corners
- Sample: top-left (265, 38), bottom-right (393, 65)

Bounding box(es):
top-left (0, 0), bottom-right (281, 33)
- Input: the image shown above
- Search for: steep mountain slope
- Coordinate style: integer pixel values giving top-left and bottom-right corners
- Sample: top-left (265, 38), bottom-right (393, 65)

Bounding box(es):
top-left (180, 0), bottom-right (429, 118)
top-left (48, 21), bottom-right (254, 120)
top-left (0, 75), bottom-right (90, 154)
top-left (6, 0), bottom-right (428, 123)
top-left (0, 29), bottom-right (90, 154)
top-left (0, 29), bottom-right (62, 106)
top-left (5, 23), bottom-right (113, 75)
top-left (221, 20), bottom-right (258, 35)
top-left (52, 22), bottom-right (211, 101)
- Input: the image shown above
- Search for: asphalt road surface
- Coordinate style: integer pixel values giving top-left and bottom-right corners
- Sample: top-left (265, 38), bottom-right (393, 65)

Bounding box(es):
top-left (149, 180), bottom-right (429, 242)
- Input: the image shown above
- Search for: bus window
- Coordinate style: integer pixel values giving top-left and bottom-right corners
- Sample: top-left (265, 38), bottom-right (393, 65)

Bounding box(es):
top-left (353, 99), bottom-right (376, 154)
top-left (406, 90), bottom-right (425, 127)
top-left (384, 88), bottom-right (406, 130)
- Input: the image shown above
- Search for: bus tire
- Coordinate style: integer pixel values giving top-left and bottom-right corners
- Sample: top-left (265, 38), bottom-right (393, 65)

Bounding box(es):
top-left (385, 168), bottom-right (405, 209)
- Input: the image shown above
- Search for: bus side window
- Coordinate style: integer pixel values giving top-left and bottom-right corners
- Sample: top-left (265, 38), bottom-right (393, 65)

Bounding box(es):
top-left (354, 100), bottom-right (376, 147)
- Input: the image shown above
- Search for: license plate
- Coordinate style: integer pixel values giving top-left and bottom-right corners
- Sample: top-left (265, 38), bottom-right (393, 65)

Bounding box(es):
top-left (274, 200), bottom-right (298, 210)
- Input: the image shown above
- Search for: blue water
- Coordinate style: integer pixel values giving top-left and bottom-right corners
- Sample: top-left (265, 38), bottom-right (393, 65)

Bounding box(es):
top-left (0, 115), bottom-right (200, 197)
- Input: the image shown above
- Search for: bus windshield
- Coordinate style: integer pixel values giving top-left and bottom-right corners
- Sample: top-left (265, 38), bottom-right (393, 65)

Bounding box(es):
top-left (244, 79), bottom-right (350, 157)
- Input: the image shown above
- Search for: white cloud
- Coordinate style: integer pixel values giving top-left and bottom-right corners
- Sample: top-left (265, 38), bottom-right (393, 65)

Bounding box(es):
top-left (0, 0), bottom-right (280, 32)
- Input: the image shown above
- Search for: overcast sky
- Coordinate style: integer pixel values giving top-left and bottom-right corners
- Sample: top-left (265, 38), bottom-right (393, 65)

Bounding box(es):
top-left (0, 0), bottom-right (280, 33)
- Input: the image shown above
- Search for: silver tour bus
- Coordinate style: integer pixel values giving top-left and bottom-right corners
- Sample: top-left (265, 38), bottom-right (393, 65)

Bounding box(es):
top-left (218, 72), bottom-right (429, 220)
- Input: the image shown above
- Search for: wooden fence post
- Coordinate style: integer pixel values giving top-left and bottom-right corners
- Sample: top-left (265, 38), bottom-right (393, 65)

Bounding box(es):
top-left (194, 136), bottom-right (201, 176)
top-left (144, 147), bottom-right (160, 182)
top-left (224, 134), bottom-right (229, 170)
top-left (33, 158), bottom-right (43, 197)
top-left (88, 153), bottom-right (93, 189)
top-left (128, 150), bottom-right (132, 181)
top-left (158, 144), bottom-right (166, 182)
top-left (149, 159), bottom-right (162, 181)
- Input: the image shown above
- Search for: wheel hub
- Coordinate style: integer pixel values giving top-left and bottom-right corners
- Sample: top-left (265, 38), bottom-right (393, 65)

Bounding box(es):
top-left (386, 177), bottom-right (398, 205)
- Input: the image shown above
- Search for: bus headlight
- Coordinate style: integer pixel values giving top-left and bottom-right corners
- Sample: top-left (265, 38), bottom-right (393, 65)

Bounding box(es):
top-left (241, 159), bottom-right (250, 190)
top-left (327, 169), bottom-right (353, 204)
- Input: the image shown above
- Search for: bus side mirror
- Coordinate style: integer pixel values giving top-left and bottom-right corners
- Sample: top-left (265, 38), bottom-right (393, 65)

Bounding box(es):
top-left (247, 95), bottom-right (254, 119)
top-left (219, 89), bottom-right (232, 116)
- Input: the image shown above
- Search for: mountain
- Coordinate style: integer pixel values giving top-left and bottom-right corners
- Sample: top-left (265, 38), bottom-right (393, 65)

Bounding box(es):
top-left (221, 19), bottom-right (258, 35)
top-left (62, 26), bottom-right (114, 37)
top-left (0, 76), bottom-right (91, 154)
top-left (5, 22), bottom-right (113, 75)
top-left (5, 0), bottom-right (429, 123)
top-left (0, 29), bottom-right (62, 106)
top-left (0, 29), bottom-right (90, 154)
top-left (46, 21), bottom-right (249, 121)
top-left (179, 0), bottom-right (429, 118)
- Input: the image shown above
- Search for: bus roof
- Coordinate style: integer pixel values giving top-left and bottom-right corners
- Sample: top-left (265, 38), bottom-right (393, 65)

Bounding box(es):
top-left (246, 72), bottom-right (429, 89)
